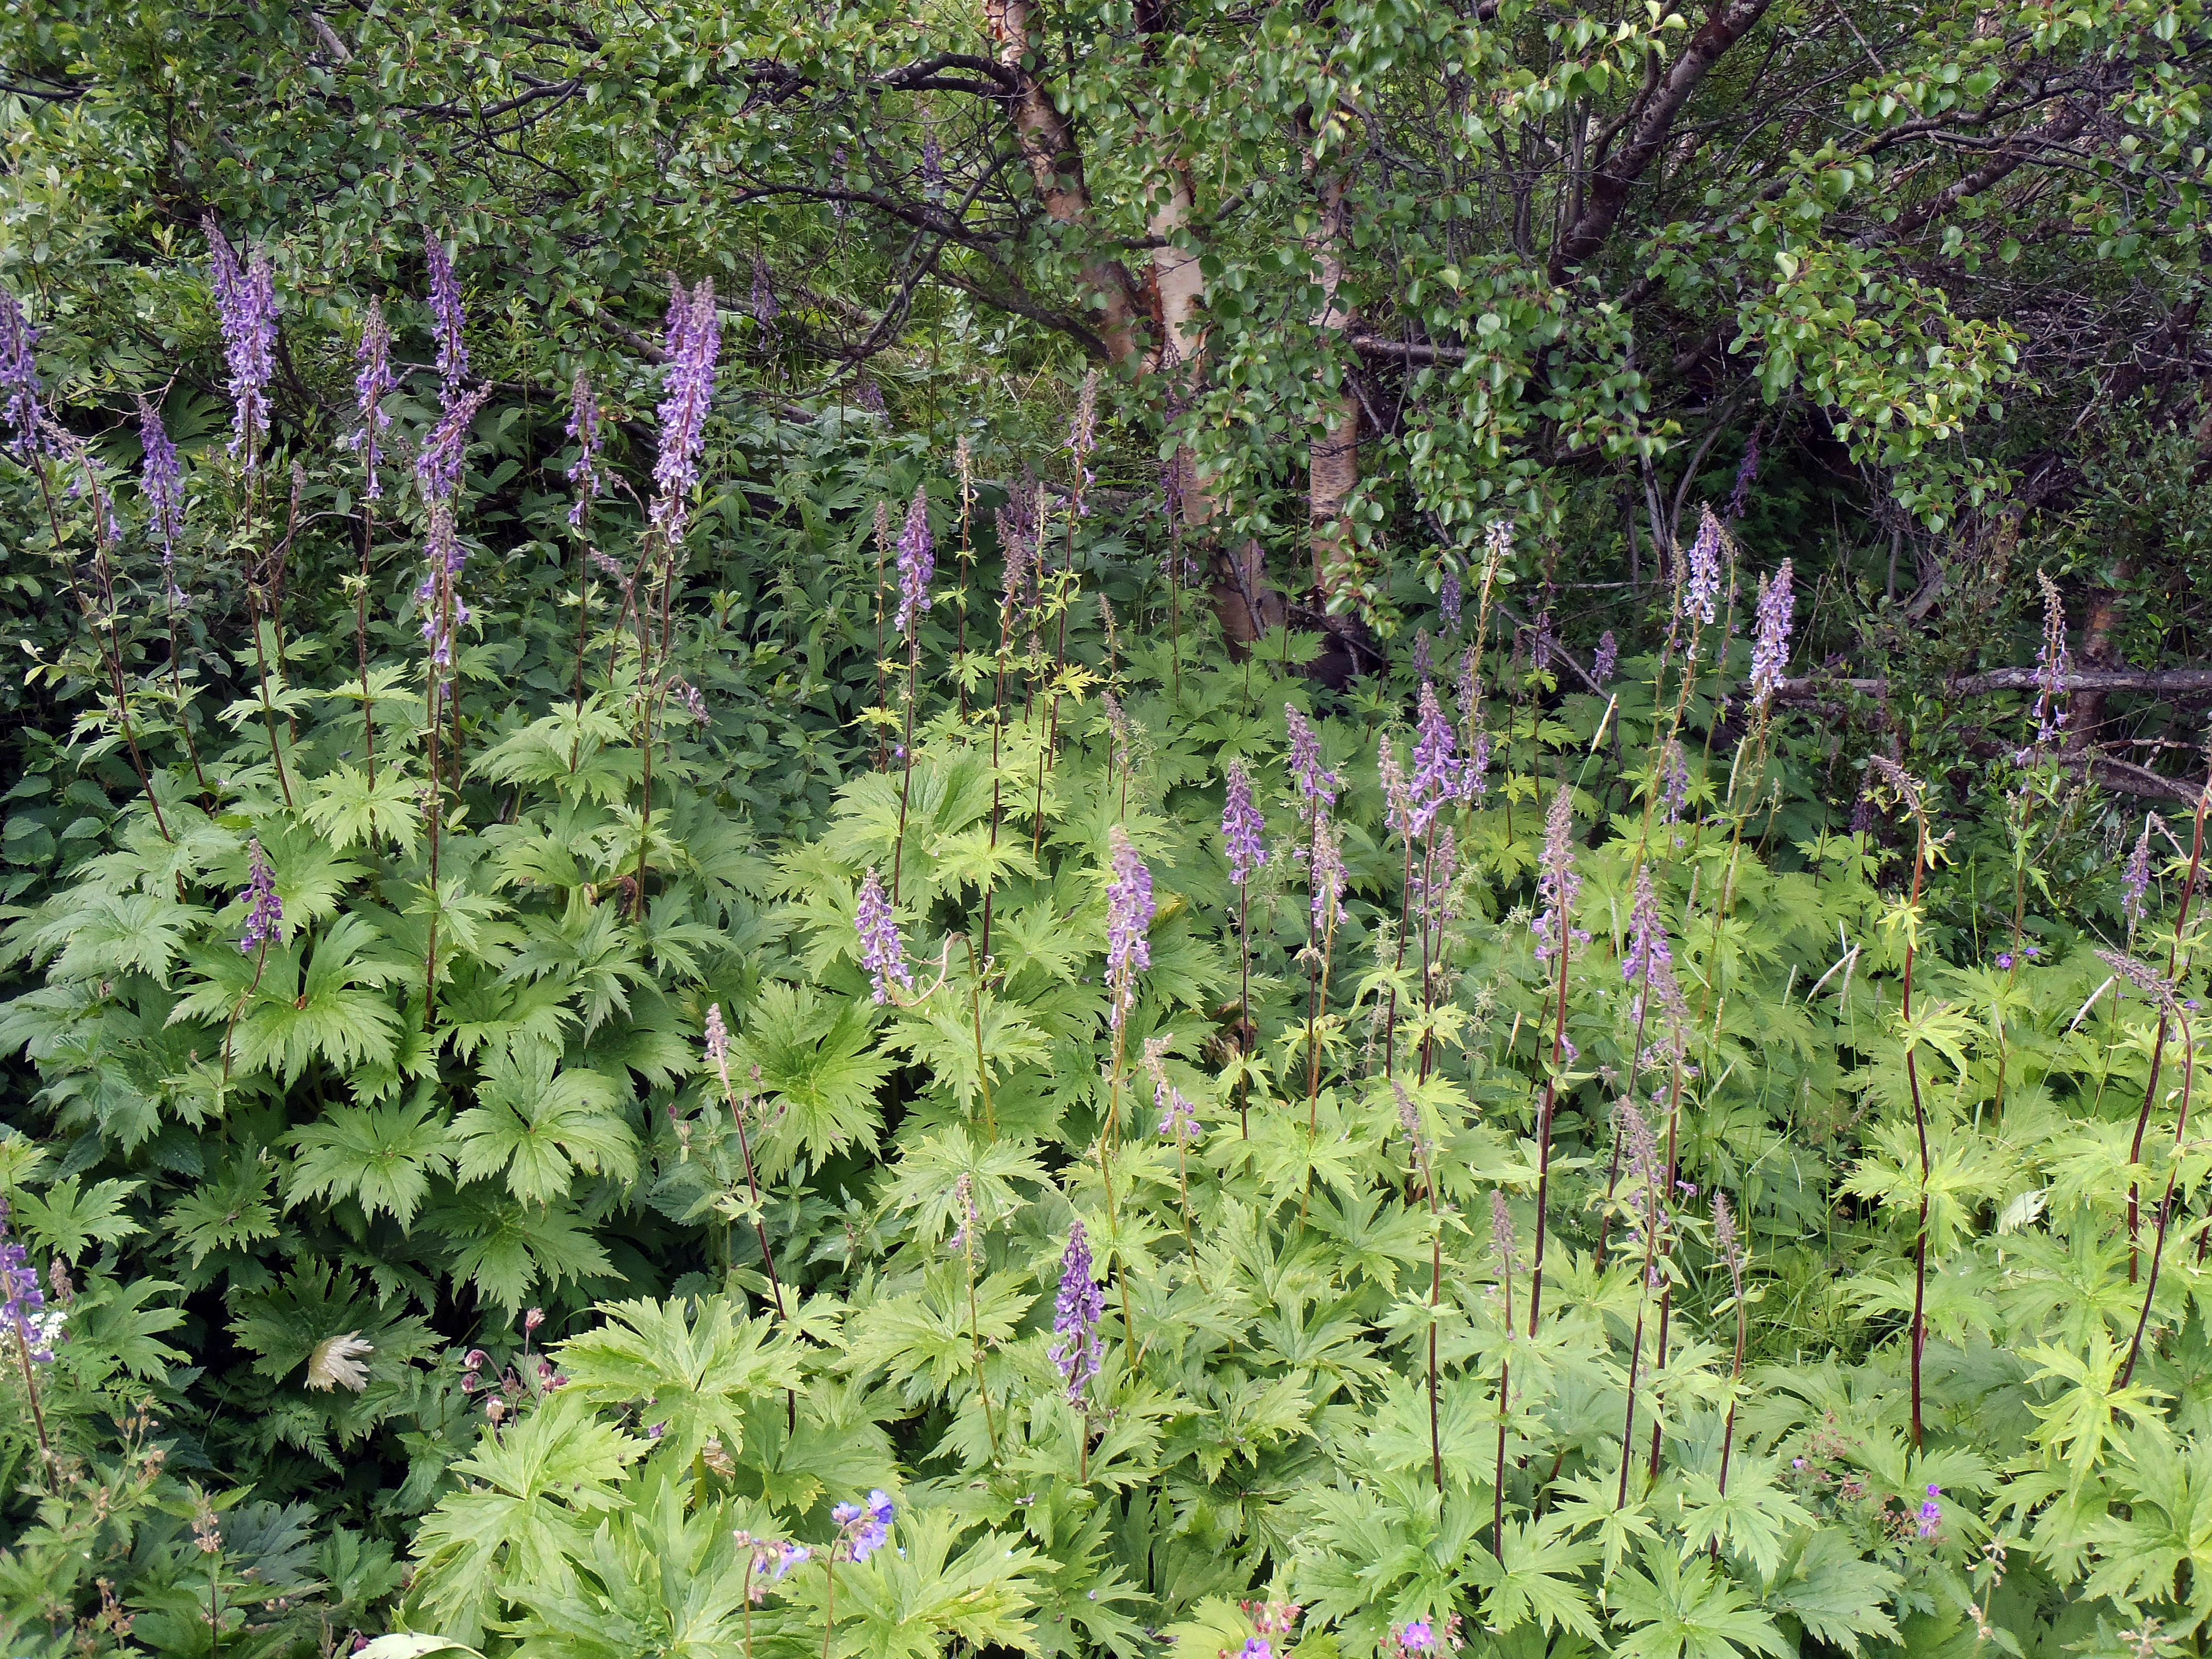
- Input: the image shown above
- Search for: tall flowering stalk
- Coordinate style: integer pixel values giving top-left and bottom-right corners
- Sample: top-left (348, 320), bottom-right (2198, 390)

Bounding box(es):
top-left (1144, 1037), bottom-right (1201, 1248)
top-left (705, 1004), bottom-right (788, 1320)
top-left (1613, 1096), bottom-right (1668, 1505)
top-left (892, 486), bottom-right (934, 901)
top-left (1747, 560), bottom-right (1795, 719)
top-left (856, 868), bottom-right (914, 1004)
top-left (1527, 788), bottom-right (1581, 1336)
top-left (2026, 570), bottom-right (2072, 758)
top-left (1050, 1221), bottom-right (1106, 1479)
top-left (0, 1202), bottom-right (53, 1479)
top-left (1395, 1082), bottom-right (1446, 1493)
top-left (1680, 506), bottom-right (1723, 629)
top-left (1490, 1193), bottom-right (1518, 1557)
top-left (1712, 1192), bottom-right (1750, 1513)
top-left (1284, 704), bottom-right (1339, 1127)
top-left (204, 215), bottom-right (277, 467)
top-left (651, 276), bottom-right (719, 544)
top-left (2123, 818), bottom-right (2155, 947)
top-left (1223, 759), bottom-right (1265, 1136)
top-left (137, 398), bottom-right (209, 796)
top-left (0, 290), bottom-right (40, 451)
top-left (425, 237), bottom-right (468, 391)
top-left (564, 368), bottom-right (605, 726)
top-left (345, 303), bottom-right (397, 784)
top-left (222, 838), bottom-right (283, 1082)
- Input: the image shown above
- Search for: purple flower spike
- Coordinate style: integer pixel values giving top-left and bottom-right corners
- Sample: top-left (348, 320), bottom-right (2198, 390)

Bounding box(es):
top-left (238, 836), bottom-right (283, 955)
top-left (565, 369), bottom-right (603, 529)
top-left (1533, 788), bottom-right (1588, 968)
top-left (0, 290), bottom-right (43, 451)
top-left (2123, 817), bottom-right (2154, 943)
top-left (1916, 1487), bottom-right (1942, 1538)
top-left (345, 300), bottom-right (397, 500)
top-left (1049, 1221), bottom-right (1106, 1404)
top-left (652, 276), bottom-right (720, 543)
top-left (855, 867), bottom-right (912, 1004)
top-left (1681, 506), bottom-right (1723, 627)
top-left (425, 236), bottom-right (468, 391)
top-left (205, 215), bottom-right (278, 462)
top-left (1439, 567), bottom-right (1463, 632)
top-left (1622, 864), bottom-right (1685, 1033)
top-left (1748, 560), bottom-right (1795, 714)
top-left (1283, 705), bottom-right (1338, 819)
top-left (833, 1489), bottom-right (894, 1563)
top-left (894, 486), bottom-right (934, 637)
top-left (1593, 630), bottom-right (1619, 687)
top-left (1222, 759), bottom-right (1265, 886)
top-left (415, 384), bottom-right (490, 503)
top-left (0, 1204), bottom-right (54, 1366)
top-left (1105, 828), bottom-right (1154, 1031)
top-left (1727, 425), bottom-right (1761, 525)
top-left (1410, 680), bottom-right (1462, 836)
top-left (137, 398), bottom-right (186, 603)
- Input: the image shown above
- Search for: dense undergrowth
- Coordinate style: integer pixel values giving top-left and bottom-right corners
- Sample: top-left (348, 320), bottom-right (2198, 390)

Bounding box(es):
top-left (1, 235), bottom-right (2209, 1659)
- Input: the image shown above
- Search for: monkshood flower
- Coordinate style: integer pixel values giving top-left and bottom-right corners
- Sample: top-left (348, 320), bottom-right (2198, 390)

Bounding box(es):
top-left (1593, 629), bottom-right (1619, 686)
top-left (239, 836), bottom-right (282, 955)
top-left (1657, 736), bottom-right (1690, 830)
top-left (1144, 1038), bottom-right (1201, 1142)
top-left (205, 214), bottom-right (277, 460)
top-left (1378, 737), bottom-right (1413, 843)
top-left (832, 1489), bottom-right (894, 1563)
top-left (1105, 827), bottom-right (1154, 1031)
top-left (416, 384), bottom-right (490, 503)
top-left (1065, 369), bottom-right (1099, 501)
top-left (1681, 505), bottom-right (1724, 627)
top-left (1713, 1190), bottom-right (1745, 1297)
top-left (1621, 864), bottom-right (1684, 1031)
top-left (1439, 567), bottom-right (1462, 631)
top-left (345, 301), bottom-right (397, 499)
top-left (1529, 611), bottom-right (1556, 674)
top-left (1283, 704), bottom-right (1338, 818)
top-left (0, 1203), bottom-right (53, 1365)
top-left (751, 254), bottom-right (779, 343)
top-left (1409, 680), bottom-right (1462, 836)
top-left (1222, 759), bottom-right (1266, 886)
top-left (1308, 816), bottom-right (1347, 935)
top-left (1049, 1221), bottom-right (1105, 1404)
top-left (921, 122), bottom-right (944, 201)
top-left (1454, 647), bottom-right (1479, 728)
top-left (137, 398), bottom-right (185, 603)
top-left (1727, 425), bottom-right (1761, 524)
top-left (2123, 818), bottom-right (2155, 943)
top-left (1490, 1192), bottom-right (1518, 1278)
top-left (653, 276), bottom-right (720, 541)
top-left (894, 485), bottom-right (933, 637)
top-left (1532, 788), bottom-right (1588, 967)
top-left (1916, 1485), bottom-right (1942, 1538)
top-left (564, 369), bottom-right (602, 528)
top-left (425, 235), bottom-right (468, 390)
top-left (416, 503), bottom-right (471, 668)
top-left (1748, 559), bottom-right (1795, 715)
top-left (855, 867), bottom-right (912, 1004)
top-left (0, 291), bottom-right (43, 451)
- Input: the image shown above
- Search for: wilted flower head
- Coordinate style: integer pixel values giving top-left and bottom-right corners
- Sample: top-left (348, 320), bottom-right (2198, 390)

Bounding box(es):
top-left (1105, 828), bottom-right (1155, 1030)
top-left (1528, 611), bottom-right (1556, 674)
top-left (0, 290), bottom-right (41, 450)
top-left (1411, 628), bottom-right (1433, 682)
top-left (1065, 369), bottom-right (1099, 500)
top-left (2123, 817), bottom-right (2156, 942)
top-left (894, 485), bottom-right (934, 637)
top-left (137, 398), bottom-right (186, 597)
top-left (855, 867), bottom-right (912, 1004)
top-left (1222, 759), bottom-right (1266, 886)
top-left (1490, 1191), bottom-right (1519, 1277)
top-left (1379, 736), bottom-right (1412, 842)
top-left (1283, 705), bottom-right (1338, 818)
top-left (344, 301), bottom-right (397, 499)
top-left (238, 836), bottom-right (282, 955)
top-left (1049, 1221), bottom-right (1105, 1403)
top-left (1593, 630), bottom-right (1619, 687)
top-left (1656, 736), bottom-right (1690, 831)
top-left (205, 215), bottom-right (278, 461)
top-left (1439, 567), bottom-right (1463, 632)
top-left (1681, 506), bottom-right (1724, 627)
top-left (652, 276), bottom-right (720, 541)
top-left (1532, 788), bottom-right (1588, 966)
top-left (1306, 816), bottom-right (1347, 936)
top-left (425, 236), bottom-right (468, 390)
top-left (565, 369), bottom-right (603, 529)
top-left (1748, 560), bottom-right (1795, 714)
top-left (1622, 864), bottom-right (1684, 1030)
top-left (1713, 1190), bottom-right (1745, 1295)
top-left (305, 1331), bottom-right (373, 1392)
top-left (704, 1001), bottom-right (733, 1080)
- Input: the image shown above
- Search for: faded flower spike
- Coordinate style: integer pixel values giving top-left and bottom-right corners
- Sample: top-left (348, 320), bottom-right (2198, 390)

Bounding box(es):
top-left (652, 275), bottom-right (721, 541)
top-left (1105, 827), bottom-right (1154, 1031)
top-left (1283, 705), bottom-right (1338, 817)
top-left (0, 289), bottom-right (42, 451)
top-left (425, 235), bottom-right (468, 389)
top-left (855, 867), bottom-right (912, 1004)
top-left (564, 369), bottom-right (603, 528)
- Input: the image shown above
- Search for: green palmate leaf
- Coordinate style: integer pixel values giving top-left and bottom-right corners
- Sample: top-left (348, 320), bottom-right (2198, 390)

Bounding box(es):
top-left (880, 1126), bottom-right (1049, 1242)
top-left (1465, 1511), bottom-right (1603, 1640)
top-left (1675, 1458), bottom-right (1816, 1584)
top-left (449, 1045), bottom-right (636, 1205)
top-left (886, 990), bottom-right (1050, 1110)
top-left (1761, 1529), bottom-right (1900, 1655)
top-left (165, 1149), bottom-right (281, 1266)
top-left (428, 1193), bottom-right (618, 1315)
top-left (169, 912), bottom-right (410, 1083)
top-left (284, 1088), bottom-right (454, 1225)
top-left (555, 1294), bottom-right (806, 1470)
top-left (1607, 1544), bottom-right (1791, 1659)
top-left (11, 1173), bottom-right (142, 1262)
top-left (304, 762), bottom-right (427, 855)
top-left (11, 888), bottom-right (204, 986)
top-left (736, 981), bottom-right (891, 1178)
top-left (406, 1389), bottom-right (649, 1646)
top-left (502, 903), bottom-right (650, 1037)
top-left (776, 1506), bottom-right (1047, 1659)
